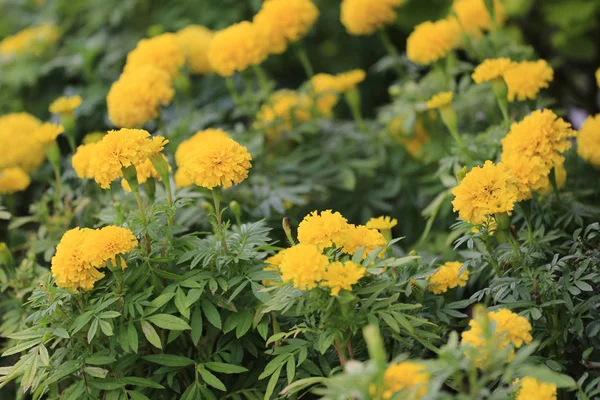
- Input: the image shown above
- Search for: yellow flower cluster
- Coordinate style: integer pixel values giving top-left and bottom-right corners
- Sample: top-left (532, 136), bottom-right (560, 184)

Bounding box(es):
top-left (428, 261), bottom-right (469, 294)
top-left (122, 155), bottom-right (171, 192)
top-left (406, 18), bottom-right (461, 65)
top-left (577, 114), bottom-right (600, 167)
top-left (382, 362), bottom-right (430, 399)
top-left (175, 129), bottom-right (252, 189)
top-left (503, 60), bottom-right (553, 101)
top-left (51, 226), bottom-right (138, 290)
top-left (426, 91), bottom-right (453, 110)
top-left (451, 161), bottom-right (519, 225)
top-left (334, 69), bottom-right (366, 92)
top-left (0, 23), bottom-right (60, 58)
top-left (254, 89), bottom-right (313, 141)
top-left (321, 261), bottom-right (366, 296)
top-left (253, 0), bottom-right (319, 55)
top-left (124, 33), bottom-right (185, 79)
top-left (176, 25), bottom-right (214, 75)
top-left (515, 377), bottom-right (557, 400)
top-left (309, 70), bottom-right (365, 115)
top-left (49, 95), bottom-right (82, 115)
top-left (471, 58), bottom-right (515, 83)
top-left (208, 22), bottom-right (268, 77)
top-left (461, 308), bottom-right (533, 367)
top-left (340, 224), bottom-right (387, 258)
top-left (452, 0), bottom-right (506, 37)
top-left (366, 216), bottom-right (397, 231)
top-left (389, 118), bottom-right (431, 158)
top-left (0, 167), bottom-right (31, 194)
top-left (340, 0), bottom-right (404, 36)
top-left (87, 129), bottom-right (167, 189)
top-left (501, 109), bottom-right (576, 200)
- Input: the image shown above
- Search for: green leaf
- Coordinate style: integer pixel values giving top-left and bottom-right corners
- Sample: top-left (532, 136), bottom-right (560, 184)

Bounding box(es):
top-left (99, 319), bottom-right (114, 336)
top-left (98, 311), bottom-right (121, 319)
top-left (140, 321), bottom-right (162, 349)
top-left (84, 366), bottom-right (108, 378)
top-left (88, 319), bottom-right (99, 344)
top-left (190, 306), bottom-right (203, 345)
top-left (147, 314), bottom-right (191, 331)
top-left (175, 288), bottom-right (190, 319)
top-left (149, 293), bottom-right (175, 309)
top-left (85, 355), bottom-right (116, 365)
top-left (202, 300), bottom-right (221, 329)
top-left (180, 383), bottom-right (199, 400)
top-left (236, 311), bottom-right (253, 338)
top-left (128, 323), bottom-right (139, 353)
top-left (516, 365), bottom-right (577, 388)
top-left (2, 339), bottom-right (40, 356)
top-left (127, 391), bottom-right (151, 400)
top-left (142, 354), bottom-right (195, 367)
top-left (197, 366), bottom-right (226, 391)
top-left (264, 365), bottom-right (282, 400)
top-left (121, 377), bottom-right (165, 389)
top-left (204, 362), bottom-right (248, 374)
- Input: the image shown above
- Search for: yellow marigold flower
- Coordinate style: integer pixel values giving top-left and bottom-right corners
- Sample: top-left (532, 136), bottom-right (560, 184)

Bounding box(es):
top-left (428, 261), bottom-right (469, 294)
top-left (389, 118), bottom-right (431, 158)
top-left (297, 210), bottom-right (350, 250)
top-left (406, 18), bottom-right (460, 65)
top-left (333, 69), bottom-right (366, 92)
top-left (178, 133), bottom-right (252, 190)
top-left (176, 25), bottom-right (214, 75)
top-left (503, 60), bottom-right (553, 102)
top-left (254, 89), bottom-right (313, 141)
top-left (81, 226), bottom-right (138, 269)
top-left (33, 123), bottom-right (64, 145)
top-left (340, 0), bottom-right (404, 36)
top-left (0, 23), bottom-right (60, 58)
top-left (451, 161), bottom-right (519, 225)
top-left (501, 109), bottom-right (575, 200)
top-left (461, 308), bottom-right (533, 367)
top-left (208, 22), bottom-right (268, 77)
top-left (277, 244), bottom-right (329, 290)
top-left (452, 0), bottom-right (506, 37)
top-left (0, 167), bottom-right (31, 194)
top-left (88, 129), bottom-right (167, 189)
top-left (321, 261), bottom-right (365, 296)
top-left (339, 224), bottom-right (387, 259)
top-left (122, 155), bottom-right (171, 192)
top-left (366, 216), bottom-right (397, 231)
top-left (472, 58), bottom-right (516, 83)
top-left (596, 68), bottom-right (600, 87)
top-left (49, 95), bottom-right (82, 115)
top-left (515, 377), bottom-right (557, 400)
top-left (382, 362), bottom-right (430, 399)
top-left (253, 0), bottom-right (319, 55)
top-left (577, 114), bottom-right (600, 167)
top-left (426, 91), bottom-right (453, 110)
top-left (72, 142), bottom-right (98, 179)
top-left (310, 73), bottom-right (340, 116)
top-left (262, 252), bottom-right (286, 286)
top-left (107, 65), bottom-right (175, 128)
top-left (175, 129), bottom-right (230, 167)
top-left (0, 113), bottom-right (46, 173)
top-left (124, 33), bottom-right (185, 78)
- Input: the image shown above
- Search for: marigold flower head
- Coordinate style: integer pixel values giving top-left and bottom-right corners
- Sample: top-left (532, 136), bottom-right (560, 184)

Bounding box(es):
top-left (426, 91), bottom-right (453, 110)
top-left (333, 69), bottom-right (366, 92)
top-left (340, 0), bottom-right (404, 36)
top-left (366, 216), bottom-right (397, 231)
top-left (277, 244), bottom-right (329, 290)
top-left (428, 261), bottom-right (469, 294)
top-left (389, 118), bottom-right (430, 158)
top-left (81, 226), bottom-right (138, 269)
top-left (0, 23), bottom-right (60, 58)
top-left (321, 261), bottom-right (365, 296)
top-left (255, 90), bottom-right (313, 142)
top-left (406, 18), bottom-right (460, 65)
top-left (49, 95), bottom-right (82, 115)
top-left (297, 210), bottom-right (350, 250)
top-left (501, 109), bottom-right (575, 200)
top-left (452, 0), bottom-right (506, 37)
top-left (262, 252), bottom-right (287, 286)
top-left (472, 58), bottom-right (516, 83)
top-left (451, 161), bottom-right (519, 224)
top-left (122, 155), bottom-right (170, 192)
top-left (33, 123), bottom-right (64, 145)
top-left (176, 25), bottom-right (214, 75)
top-left (88, 129), bottom-right (167, 189)
top-left (515, 377), bottom-right (557, 400)
top-left (577, 114), bottom-right (600, 167)
top-left (124, 33), bottom-right (185, 78)
top-left (177, 133), bottom-right (252, 190)
top-left (382, 362), bottom-right (430, 399)
top-left (310, 73), bottom-right (340, 116)
top-left (254, 0), bottom-right (319, 55)
top-left (339, 224), bottom-right (387, 259)
top-left (0, 113), bottom-right (46, 173)
top-left (72, 142), bottom-right (98, 179)
top-left (503, 60), bottom-right (553, 102)
top-left (175, 129), bottom-right (230, 167)
top-left (0, 167), bottom-right (31, 194)
top-left (208, 22), bottom-right (268, 77)
top-left (107, 66), bottom-right (175, 128)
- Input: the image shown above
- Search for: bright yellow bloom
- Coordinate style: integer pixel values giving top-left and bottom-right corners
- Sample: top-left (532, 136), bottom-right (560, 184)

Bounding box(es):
top-left (333, 69), bottom-right (366, 92)
top-left (309, 73), bottom-right (340, 116)
top-left (33, 123), bottom-right (64, 145)
top-left (0, 23), bottom-right (60, 58)
top-left (340, 0), bottom-right (404, 36)
top-left (472, 58), bottom-right (516, 83)
top-left (426, 91), bottom-right (453, 110)
top-left (107, 65), bottom-right (175, 128)
top-left (339, 224), bottom-right (387, 259)
top-left (501, 109), bottom-right (576, 200)
top-left (366, 216), bottom-right (397, 231)
top-left (406, 18), bottom-right (461, 65)
top-left (88, 129), bottom-right (167, 189)
top-left (0, 113), bottom-right (46, 173)
top-left (262, 252), bottom-right (286, 286)
top-left (124, 33), bottom-right (185, 79)
top-left (277, 244), bottom-right (329, 290)
top-left (208, 22), bottom-right (268, 77)
top-left (297, 210), bottom-right (350, 250)
top-left (49, 95), bottom-right (82, 115)
top-left (81, 226), bottom-right (138, 269)
top-left (254, 90), bottom-right (313, 141)
top-left (515, 377), bottom-right (557, 400)
top-left (503, 60), bottom-right (553, 101)
top-left (0, 167), bottom-right (31, 194)
top-left (389, 118), bottom-right (431, 158)
top-left (452, 0), bottom-right (506, 37)
top-left (451, 161), bottom-right (519, 224)
top-left (177, 133), bottom-right (252, 190)
top-left (72, 142), bottom-right (99, 179)
top-left (428, 261), bottom-right (469, 294)
top-left (254, 0), bottom-right (319, 54)
top-left (382, 362), bottom-right (430, 399)
top-left (176, 25), bottom-right (214, 75)
top-left (121, 155), bottom-right (170, 192)
top-left (175, 129), bottom-right (231, 188)
top-left (321, 261), bottom-right (365, 296)
top-left (577, 114), bottom-right (600, 167)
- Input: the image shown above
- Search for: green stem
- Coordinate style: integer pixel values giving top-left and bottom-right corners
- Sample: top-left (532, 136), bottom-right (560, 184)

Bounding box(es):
top-left (296, 46), bottom-right (314, 78)
top-left (132, 188), bottom-right (151, 255)
top-left (212, 189), bottom-right (229, 255)
top-left (53, 165), bottom-right (62, 210)
top-left (226, 77), bottom-right (244, 110)
top-left (377, 29), bottom-right (404, 78)
top-left (549, 168), bottom-right (561, 202)
top-left (253, 64), bottom-right (271, 96)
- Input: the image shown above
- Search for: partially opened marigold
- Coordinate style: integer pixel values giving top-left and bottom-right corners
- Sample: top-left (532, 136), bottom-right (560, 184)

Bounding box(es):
top-left (0, 167), bottom-right (31, 194)
top-left (426, 91), bottom-right (453, 109)
top-left (407, 18), bottom-right (460, 65)
top-left (389, 118), bottom-right (431, 158)
top-left (33, 123), bottom-right (64, 145)
top-left (472, 58), bottom-right (516, 83)
top-left (340, 0), bottom-right (404, 36)
top-left (321, 261), bottom-right (365, 296)
top-left (176, 25), bottom-right (214, 75)
top-left (124, 33), bottom-right (185, 78)
top-left (297, 210), bottom-right (350, 250)
top-left (366, 216), bottom-right (397, 231)
top-left (452, 0), bottom-right (506, 37)
top-left (0, 23), bottom-right (60, 58)
top-left (0, 113), bottom-right (46, 173)
top-left (503, 60), bottom-right (553, 101)
top-left (208, 22), bottom-right (268, 77)
top-left (428, 261), bottom-right (469, 294)
top-left (382, 362), bottom-right (430, 399)
top-left (515, 377), bottom-right (557, 400)
top-left (254, 89), bottom-right (313, 141)
top-left (577, 114), bottom-right (600, 167)
top-left (309, 73), bottom-right (340, 116)
top-left (333, 69), bottom-right (366, 92)
top-left (49, 95), bottom-right (82, 115)
top-left (277, 244), bottom-right (329, 290)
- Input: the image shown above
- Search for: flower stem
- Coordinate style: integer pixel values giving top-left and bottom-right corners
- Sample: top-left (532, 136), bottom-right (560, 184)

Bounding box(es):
top-left (212, 188), bottom-right (229, 255)
top-left (226, 77), bottom-right (244, 110)
top-left (377, 29), bottom-right (404, 78)
top-left (296, 46), bottom-right (314, 78)
top-left (334, 337), bottom-right (347, 366)
top-left (253, 64), bottom-right (271, 96)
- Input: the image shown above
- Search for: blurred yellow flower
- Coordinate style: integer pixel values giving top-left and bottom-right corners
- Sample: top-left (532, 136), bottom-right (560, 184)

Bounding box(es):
top-left (426, 91), bottom-right (453, 110)
top-left (577, 114), bottom-right (600, 167)
top-left (255, 89), bottom-right (313, 141)
top-left (277, 244), bottom-right (329, 290)
top-left (49, 95), bottom-right (82, 115)
top-left (452, 0), bottom-right (506, 37)
top-left (72, 142), bottom-right (99, 179)
top-left (298, 210), bottom-right (350, 250)
top-left (382, 362), bottom-right (430, 399)
top-left (0, 167), bottom-right (31, 194)
top-left (389, 118), bottom-right (431, 158)
top-left (515, 377), bottom-right (557, 400)
top-left (124, 33), bottom-right (185, 78)
top-left (309, 73), bottom-right (340, 116)
top-left (176, 25), bottom-right (214, 75)
top-left (0, 23), bottom-right (60, 58)
top-left (208, 22), bottom-right (268, 77)
top-left (472, 58), bottom-right (516, 83)
top-left (428, 261), bottom-right (469, 294)
top-left (0, 113), bottom-right (46, 173)
top-left (321, 261), bottom-right (365, 296)
top-left (407, 18), bottom-right (460, 65)
top-left (333, 69), bottom-right (366, 92)
top-left (366, 216), bottom-right (397, 231)
top-left (340, 0), bottom-right (404, 36)
top-left (33, 123), bottom-right (64, 145)
top-left (503, 60), bottom-right (553, 101)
